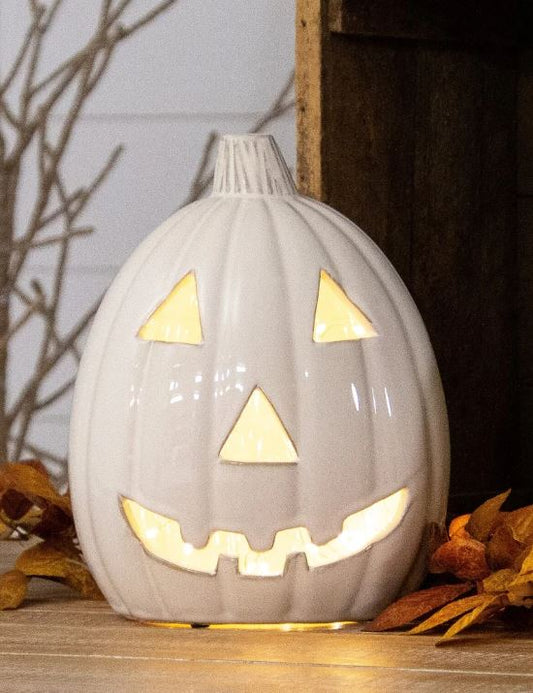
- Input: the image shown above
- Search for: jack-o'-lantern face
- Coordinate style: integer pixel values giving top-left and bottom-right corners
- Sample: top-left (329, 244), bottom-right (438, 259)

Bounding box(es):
top-left (121, 268), bottom-right (409, 577)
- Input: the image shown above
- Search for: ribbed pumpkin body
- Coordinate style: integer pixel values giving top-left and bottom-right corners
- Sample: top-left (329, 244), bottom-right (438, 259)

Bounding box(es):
top-left (69, 135), bottom-right (449, 623)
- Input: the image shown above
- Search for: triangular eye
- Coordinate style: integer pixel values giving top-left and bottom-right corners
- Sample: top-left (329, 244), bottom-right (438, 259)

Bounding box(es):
top-left (138, 271), bottom-right (203, 344)
top-left (313, 269), bottom-right (377, 343)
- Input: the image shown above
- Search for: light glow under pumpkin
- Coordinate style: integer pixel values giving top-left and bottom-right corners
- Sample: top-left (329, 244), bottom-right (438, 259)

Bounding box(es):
top-left (121, 488), bottom-right (409, 577)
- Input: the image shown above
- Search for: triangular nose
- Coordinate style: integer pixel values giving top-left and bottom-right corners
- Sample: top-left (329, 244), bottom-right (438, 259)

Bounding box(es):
top-left (220, 387), bottom-right (298, 464)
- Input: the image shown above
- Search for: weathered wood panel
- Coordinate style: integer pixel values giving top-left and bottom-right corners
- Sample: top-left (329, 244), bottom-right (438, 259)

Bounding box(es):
top-left (327, 0), bottom-right (520, 45)
top-left (518, 49), bottom-right (533, 488)
top-left (296, 0), bottom-right (526, 511)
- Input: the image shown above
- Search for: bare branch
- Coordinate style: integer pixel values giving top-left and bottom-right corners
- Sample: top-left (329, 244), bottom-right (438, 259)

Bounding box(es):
top-left (0, 0), bottom-right (188, 461)
top-left (31, 144), bottom-right (122, 237)
top-left (41, 0), bottom-right (65, 32)
top-left (14, 437), bottom-right (66, 466)
top-left (23, 227), bottom-right (94, 250)
top-left (116, 0), bottom-right (179, 38)
top-left (19, 2), bottom-right (48, 126)
top-left (8, 295), bottom-right (100, 428)
top-left (0, 300), bottom-right (42, 350)
top-left (35, 375), bottom-right (76, 411)
top-left (182, 130), bottom-right (217, 206)
top-left (0, 4), bottom-right (43, 96)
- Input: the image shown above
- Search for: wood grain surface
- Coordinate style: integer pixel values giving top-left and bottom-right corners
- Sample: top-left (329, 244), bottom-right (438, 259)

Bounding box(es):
top-left (0, 541), bottom-right (532, 692)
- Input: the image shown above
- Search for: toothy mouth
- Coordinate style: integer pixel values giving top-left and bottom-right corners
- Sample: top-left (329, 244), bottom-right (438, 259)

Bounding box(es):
top-left (121, 488), bottom-right (409, 577)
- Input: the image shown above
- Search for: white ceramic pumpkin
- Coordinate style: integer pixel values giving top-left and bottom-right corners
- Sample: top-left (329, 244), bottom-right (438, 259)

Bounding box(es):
top-left (69, 134), bottom-right (449, 624)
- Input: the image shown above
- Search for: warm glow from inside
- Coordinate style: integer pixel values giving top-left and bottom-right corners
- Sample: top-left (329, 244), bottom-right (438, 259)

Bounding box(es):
top-left (219, 387), bottom-right (298, 463)
top-left (121, 488), bottom-right (409, 577)
top-left (138, 271), bottom-right (203, 344)
top-left (313, 269), bottom-right (378, 343)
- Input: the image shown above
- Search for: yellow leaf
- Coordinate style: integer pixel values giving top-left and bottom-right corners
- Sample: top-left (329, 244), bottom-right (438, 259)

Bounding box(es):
top-left (481, 568), bottom-right (517, 593)
top-left (466, 490), bottom-right (510, 542)
top-left (0, 462), bottom-right (71, 515)
top-left (15, 541), bottom-right (104, 600)
top-left (409, 594), bottom-right (489, 634)
top-left (509, 572), bottom-right (533, 588)
top-left (507, 581), bottom-right (533, 606)
top-left (439, 595), bottom-right (506, 641)
top-left (0, 570), bottom-right (28, 610)
top-left (63, 569), bottom-right (105, 600)
top-left (518, 543), bottom-right (533, 575)
top-left (16, 542), bottom-right (70, 578)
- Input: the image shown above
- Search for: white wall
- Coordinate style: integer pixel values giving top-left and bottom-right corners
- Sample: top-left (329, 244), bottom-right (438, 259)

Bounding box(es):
top-left (0, 1), bottom-right (296, 482)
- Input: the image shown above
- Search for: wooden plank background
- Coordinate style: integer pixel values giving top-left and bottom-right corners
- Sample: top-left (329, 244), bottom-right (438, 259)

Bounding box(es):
top-left (296, 0), bottom-right (532, 513)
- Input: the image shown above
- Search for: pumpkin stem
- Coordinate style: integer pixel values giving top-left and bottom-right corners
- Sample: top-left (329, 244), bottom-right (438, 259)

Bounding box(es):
top-left (212, 135), bottom-right (297, 197)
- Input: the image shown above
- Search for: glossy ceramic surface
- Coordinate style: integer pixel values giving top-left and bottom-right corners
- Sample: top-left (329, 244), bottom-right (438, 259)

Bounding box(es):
top-left (69, 134), bottom-right (449, 623)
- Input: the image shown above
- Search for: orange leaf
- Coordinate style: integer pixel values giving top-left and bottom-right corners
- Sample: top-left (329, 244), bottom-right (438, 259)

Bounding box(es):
top-left (0, 570), bottom-right (28, 610)
top-left (449, 514), bottom-right (471, 538)
top-left (409, 594), bottom-right (490, 634)
top-left (466, 490), bottom-right (511, 542)
top-left (439, 595), bottom-right (507, 641)
top-left (367, 583), bottom-right (473, 632)
top-left (503, 504), bottom-right (533, 545)
top-left (0, 462), bottom-right (71, 515)
top-left (430, 535), bottom-right (490, 580)
top-left (486, 523), bottom-right (524, 570)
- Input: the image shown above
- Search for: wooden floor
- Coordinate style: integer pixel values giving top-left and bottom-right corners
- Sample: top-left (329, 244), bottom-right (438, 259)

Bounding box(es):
top-left (1, 542), bottom-right (532, 692)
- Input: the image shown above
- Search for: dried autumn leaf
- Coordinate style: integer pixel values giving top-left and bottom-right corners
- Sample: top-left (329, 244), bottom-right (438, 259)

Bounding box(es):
top-left (63, 566), bottom-right (105, 600)
top-left (517, 543), bottom-right (533, 576)
top-left (449, 514), bottom-right (471, 538)
top-left (439, 595), bottom-right (507, 641)
top-left (466, 489), bottom-right (511, 542)
top-left (15, 541), bottom-right (104, 600)
top-left (507, 581), bottom-right (533, 606)
top-left (503, 504), bottom-right (533, 545)
top-left (430, 535), bottom-right (490, 580)
top-left (0, 489), bottom-right (32, 521)
top-left (15, 541), bottom-right (70, 578)
top-left (486, 522), bottom-right (524, 570)
top-left (0, 462), bottom-right (71, 515)
top-left (481, 568), bottom-right (517, 593)
top-left (409, 594), bottom-right (489, 634)
top-left (32, 505), bottom-right (73, 539)
top-left (367, 583), bottom-right (472, 632)
top-left (0, 570), bottom-right (28, 609)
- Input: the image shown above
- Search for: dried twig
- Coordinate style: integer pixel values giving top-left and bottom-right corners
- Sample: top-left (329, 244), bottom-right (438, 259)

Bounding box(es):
top-left (0, 1), bottom-right (180, 464)
top-left (0, 1), bottom-right (294, 472)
